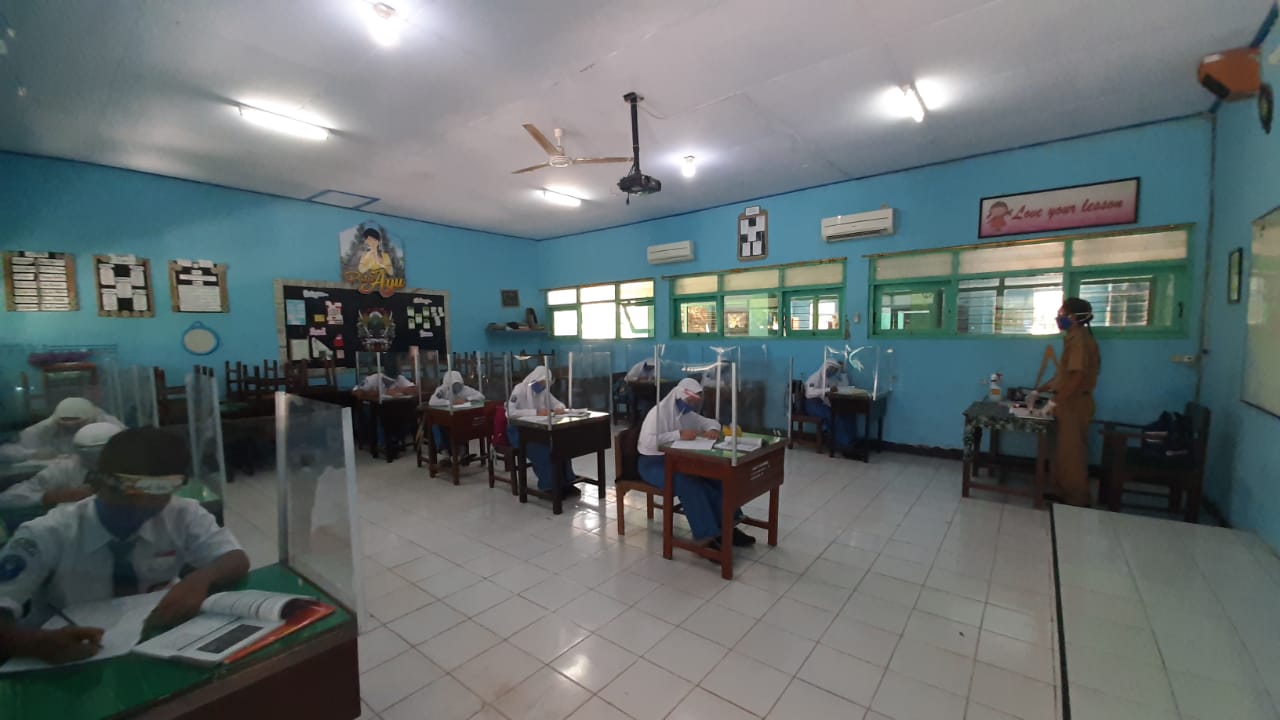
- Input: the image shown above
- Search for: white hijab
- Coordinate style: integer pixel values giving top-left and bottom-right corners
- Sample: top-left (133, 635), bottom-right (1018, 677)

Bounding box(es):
top-left (639, 378), bottom-right (719, 455)
top-left (430, 370), bottom-right (483, 406)
top-left (507, 365), bottom-right (563, 417)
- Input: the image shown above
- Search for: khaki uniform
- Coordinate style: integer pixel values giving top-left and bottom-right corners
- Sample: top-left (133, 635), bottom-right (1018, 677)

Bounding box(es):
top-left (1050, 329), bottom-right (1101, 506)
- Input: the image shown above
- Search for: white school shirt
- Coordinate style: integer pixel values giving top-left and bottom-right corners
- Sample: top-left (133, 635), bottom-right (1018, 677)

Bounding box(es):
top-left (0, 496), bottom-right (242, 625)
top-left (804, 366), bottom-right (849, 402)
top-left (0, 457), bottom-right (87, 509)
top-left (354, 373), bottom-right (412, 393)
top-left (638, 380), bottom-right (721, 456)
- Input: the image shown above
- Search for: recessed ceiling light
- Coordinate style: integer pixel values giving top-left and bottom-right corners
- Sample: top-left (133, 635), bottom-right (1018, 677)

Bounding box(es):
top-left (901, 84), bottom-right (926, 123)
top-left (681, 155), bottom-right (697, 178)
top-left (540, 189), bottom-right (582, 207)
top-left (238, 105), bottom-right (330, 141)
top-left (367, 2), bottom-right (401, 47)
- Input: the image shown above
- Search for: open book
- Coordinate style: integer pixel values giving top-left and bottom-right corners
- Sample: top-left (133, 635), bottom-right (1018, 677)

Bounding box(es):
top-left (134, 590), bottom-right (333, 666)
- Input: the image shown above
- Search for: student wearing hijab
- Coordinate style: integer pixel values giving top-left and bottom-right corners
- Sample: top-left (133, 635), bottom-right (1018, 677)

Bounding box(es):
top-left (506, 366), bottom-right (579, 498)
top-left (0, 427), bottom-right (248, 663)
top-left (427, 370), bottom-right (485, 467)
top-left (0, 422), bottom-right (122, 510)
top-left (804, 359), bottom-right (856, 450)
top-left (1036, 297), bottom-right (1102, 507)
top-left (0, 397), bottom-right (124, 462)
top-left (638, 379), bottom-right (755, 549)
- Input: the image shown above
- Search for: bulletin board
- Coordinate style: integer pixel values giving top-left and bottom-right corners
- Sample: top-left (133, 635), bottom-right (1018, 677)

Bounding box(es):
top-left (169, 259), bottom-right (229, 313)
top-left (274, 279), bottom-right (450, 369)
top-left (3, 250), bottom-right (78, 311)
top-left (94, 254), bottom-right (154, 318)
top-left (1244, 208), bottom-right (1280, 418)
top-left (738, 206), bottom-right (768, 261)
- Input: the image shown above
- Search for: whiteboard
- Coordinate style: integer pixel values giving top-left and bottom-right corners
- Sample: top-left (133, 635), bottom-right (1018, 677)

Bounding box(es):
top-left (1245, 209), bottom-right (1280, 418)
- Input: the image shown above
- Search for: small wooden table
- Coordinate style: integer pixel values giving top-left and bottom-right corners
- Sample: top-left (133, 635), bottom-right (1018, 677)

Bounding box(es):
top-left (661, 435), bottom-right (785, 579)
top-left (512, 412), bottom-right (611, 515)
top-left (353, 393), bottom-right (418, 462)
top-left (417, 401), bottom-right (491, 484)
top-left (827, 390), bottom-right (890, 461)
top-left (961, 401), bottom-right (1052, 508)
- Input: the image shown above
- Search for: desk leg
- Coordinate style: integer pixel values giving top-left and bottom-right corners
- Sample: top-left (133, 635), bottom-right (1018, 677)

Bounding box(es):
top-left (768, 487), bottom-right (779, 546)
top-left (861, 412), bottom-right (871, 463)
top-left (450, 431), bottom-right (460, 486)
top-left (551, 444), bottom-right (563, 516)
top-left (518, 435), bottom-right (529, 504)
top-left (596, 450), bottom-right (606, 499)
top-left (961, 421), bottom-right (977, 498)
top-left (662, 461), bottom-right (675, 560)
top-left (382, 405), bottom-right (394, 463)
top-left (1033, 434), bottom-right (1047, 510)
top-left (426, 416), bottom-right (439, 478)
top-left (367, 404), bottom-right (379, 459)
top-left (720, 490), bottom-right (734, 580)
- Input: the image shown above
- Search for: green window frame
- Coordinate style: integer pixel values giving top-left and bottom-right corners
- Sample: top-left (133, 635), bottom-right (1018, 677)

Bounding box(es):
top-left (668, 259), bottom-right (845, 339)
top-left (869, 225), bottom-right (1192, 339)
top-left (546, 278), bottom-right (656, 340)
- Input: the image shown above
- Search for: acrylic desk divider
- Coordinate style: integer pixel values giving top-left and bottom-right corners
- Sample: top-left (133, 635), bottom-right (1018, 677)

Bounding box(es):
top-left (184, 368), bottom-right (227, 505)
top-left (568, 350), bottom-right (612, 414)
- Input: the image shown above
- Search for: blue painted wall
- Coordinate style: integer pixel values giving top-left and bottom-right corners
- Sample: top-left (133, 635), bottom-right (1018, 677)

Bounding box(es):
top-left (1202, 26), bottom-right (1280, 549)
top-left (0, 153), bottom-right (541, 382)
top-left (537, 117), bottom-right (1214, 451)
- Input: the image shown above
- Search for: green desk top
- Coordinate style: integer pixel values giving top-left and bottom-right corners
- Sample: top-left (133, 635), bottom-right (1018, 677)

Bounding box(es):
top-left (662, 432), bottom-right (782, 461)
top-left (1, 564), bottom-right (354, 720)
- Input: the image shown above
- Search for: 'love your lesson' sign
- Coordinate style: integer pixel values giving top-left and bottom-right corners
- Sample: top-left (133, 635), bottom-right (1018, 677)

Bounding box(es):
top-left (978, 178), bottom-right (1139, 239)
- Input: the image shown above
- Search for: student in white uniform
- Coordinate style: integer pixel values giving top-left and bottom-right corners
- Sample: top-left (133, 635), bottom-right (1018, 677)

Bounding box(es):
top-left (637, 379), bottom-right (755, 549)
top-left (353, 370), bottom-right (416, 398)
top-left (804, 359), bottom-right (856, 449)
top-left (0, 427), bottom-right (248, 664)
top-left (624, 359), bottom-right (658, 420)
top-left (506, 366), bottom-right (578, 498)
top-left (427, 370), bottom-right (485, 467)
top-left (0, 397), bottom-right (124, 462)
top-left (0, 422), bottom-right (122, 510)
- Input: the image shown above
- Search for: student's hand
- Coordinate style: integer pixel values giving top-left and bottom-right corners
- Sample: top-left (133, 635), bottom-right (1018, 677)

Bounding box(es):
top-left (553, 408), bottom-right (565, 415)
top-left (679, 430), bottom-right (698, 440)
top-left (42, 486), bottom-right (94, 507)
top-left (703, 429), bottom-right (721, 440)
top-left (537, 409), bottom-right (551, 417)
top-left (452, 398), bottom-right (466, 406)
top-left (1042, 401), bottom-right (1058, 418)
top-left (146, 577), bottom-right (210, 632)
top-left (25, 627), bottom-right (104, 664)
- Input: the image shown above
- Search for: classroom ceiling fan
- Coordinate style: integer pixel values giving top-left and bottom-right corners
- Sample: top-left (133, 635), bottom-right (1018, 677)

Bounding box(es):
top-left (510, 124), bottom-right (631, 174)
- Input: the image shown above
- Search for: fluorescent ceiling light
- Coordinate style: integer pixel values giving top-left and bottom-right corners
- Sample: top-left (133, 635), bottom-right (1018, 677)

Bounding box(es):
top-left (238, 105), bottom-right (330, 141)
top-left (540, 189), bottom-right (582, 207)
top-left (681, 155), bottom-right (697, 178)
top-left (901, 84), bottom-right (926, 123)
top-left (367, 2), bottom-right (401, 47)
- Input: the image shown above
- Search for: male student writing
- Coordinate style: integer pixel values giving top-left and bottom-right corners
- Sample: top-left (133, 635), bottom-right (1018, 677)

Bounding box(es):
top-left (0, 427), bottom-right (248, 663)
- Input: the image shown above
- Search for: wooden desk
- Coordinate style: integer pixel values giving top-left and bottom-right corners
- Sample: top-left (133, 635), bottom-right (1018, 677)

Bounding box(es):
top-left (961, 401), bottom-right (1051, 509)
top-left (827, 390), bottom-right (889, 462)
top-left (417, 401), bottom-right (491, 484)
top-left (512, 412), bottom-right (611, 515)
top-left (353, 393), bottom-right (417, 462)
top-left (0, 564), bottom-right (358, 720)
top-left (661, 436), bottom-right (784, 579)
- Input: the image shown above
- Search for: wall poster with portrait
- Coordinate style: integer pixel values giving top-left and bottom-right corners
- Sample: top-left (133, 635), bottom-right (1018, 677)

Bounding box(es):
top-left (339, 222), bottom-right (406, 297)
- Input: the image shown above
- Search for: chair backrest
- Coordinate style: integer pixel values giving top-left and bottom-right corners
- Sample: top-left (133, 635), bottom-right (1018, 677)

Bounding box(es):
top-left (1184, 402), bottom-right (1211, 469)
top-left (614, 424), bottom-right (642, 483)
top-left (789, 379), bottom-right (807, 415)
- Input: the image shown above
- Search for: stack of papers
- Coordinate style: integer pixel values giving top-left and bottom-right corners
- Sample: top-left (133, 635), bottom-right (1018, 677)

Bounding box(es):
top-left (714, 437), bottom-right (764, 452)
top-left (669, 438), bottom-right (716, 450)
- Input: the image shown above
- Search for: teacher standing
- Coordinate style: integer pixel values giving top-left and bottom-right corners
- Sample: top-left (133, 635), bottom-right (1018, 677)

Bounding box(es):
top-left (1039, 297), bottom-right (1101, 507)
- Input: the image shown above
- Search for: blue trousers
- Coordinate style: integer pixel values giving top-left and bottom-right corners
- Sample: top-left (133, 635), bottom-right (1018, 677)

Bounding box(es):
top-left (507, 423), bottom-right (575, 492)
top-left (805, 398), bottom-right (856, 449)
top-left (637, 454), bottom-right (740, 540)
top-left (431, 427), bottom-right (471, 455)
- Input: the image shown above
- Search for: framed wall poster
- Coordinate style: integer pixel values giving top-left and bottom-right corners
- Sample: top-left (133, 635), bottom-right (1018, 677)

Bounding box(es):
top-left (339, 221), bottom-right (406, 298)
top-left (3, 250), bottom-right (78, 311)
top-left (501, 289), bottom-right (520, 307)
top-left (94, 254), bottom-right (154, 317)
top-left (738, 206), bottom-right (768, 261)
top-left (978, 178), bottom-right (1140, 239)
top-left (169, 259), bottom-right (229, 312)
top-left (1227, 248), bottom-right (1244, 304)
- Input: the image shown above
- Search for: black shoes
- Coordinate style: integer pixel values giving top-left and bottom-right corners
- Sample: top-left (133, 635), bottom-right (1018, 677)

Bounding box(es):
top-left (439, 456), bottom-right (452, 468)
top-left (733, 528), bottom-right (757, 547)
top-left (560, 484), bottom-right (582, 498)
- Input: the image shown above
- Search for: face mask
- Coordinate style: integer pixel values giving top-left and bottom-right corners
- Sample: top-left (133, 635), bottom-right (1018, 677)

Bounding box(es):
top-left (532, 381), bottom-right (546, 394)
top-left (1056, 316), bottom-right (1073, 331)
top-left (675, 398), bottom-right (700, 415)
top-left (451, 382), bottom-right (464, 395)
top-left (825, 367), bottom-right (838, 378)
top-left (95, 497), bottom-right (164, 540)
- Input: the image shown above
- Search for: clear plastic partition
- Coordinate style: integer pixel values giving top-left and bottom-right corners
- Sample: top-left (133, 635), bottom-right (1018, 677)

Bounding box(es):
top-left (0, 345), bottom-right (119, 426)
top-left (183, 369), bottom-right (226, 507)
top-left (847, 345), bottom-right (897, 400)
top-left (697, 346), bottom-right (739, 424)
top-left (0, 345), bottom-right (33, 438)
top-left (738, 345), bottom-right (789, 436)
top-left (101, 364), bottom-right (159, 429)
top-left (479, 352), bottom-right (510, 403)
top-left (354, 351), bottom-right (418, 400)
top-left (567, 351), bottom-right (612, 413)
top-left (275, 392), bottom-right (365, 624)
top-left (510, 352), bottom-right (557, 393)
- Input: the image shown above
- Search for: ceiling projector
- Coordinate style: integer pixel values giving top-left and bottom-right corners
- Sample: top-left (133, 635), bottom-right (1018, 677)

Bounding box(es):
top-left (617, 92), bottom-right (662, 203)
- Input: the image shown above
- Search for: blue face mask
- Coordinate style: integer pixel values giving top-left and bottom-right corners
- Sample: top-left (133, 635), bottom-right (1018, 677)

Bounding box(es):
top-left (1056, 316), bottom-right (1073, 331)
top-left (451, 382), bottom-right (464, 395)
top-left (95, 497), bottom-right (164, 540)
top-left (675, 398), bottom-right (700, 415)
top-left (532, 381), bottom-right (546, 394)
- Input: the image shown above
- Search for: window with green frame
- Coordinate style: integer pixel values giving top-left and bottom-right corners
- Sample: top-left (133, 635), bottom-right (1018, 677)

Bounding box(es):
top-left (869, 226), bottom-right (1191, 338)
top-left (546, 279), bottom-right (655, 340)
top-left (669, 260), bottom-right (845, 339)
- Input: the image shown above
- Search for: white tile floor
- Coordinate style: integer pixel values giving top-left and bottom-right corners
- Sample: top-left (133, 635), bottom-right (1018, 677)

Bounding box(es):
top-left (225, 446), bottom-right (1069, 719)
top-left (1055, 505), bottom-right (1280, 720)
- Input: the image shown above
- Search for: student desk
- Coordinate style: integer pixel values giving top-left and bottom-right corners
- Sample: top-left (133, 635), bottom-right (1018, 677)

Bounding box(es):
top-left (417, 401), bottom-right (490, 484)
top-left (511, 412), bottom-right (610, 515)
top-left (660, 435), bottom-right (784, 579)
top-left (827, 390), bottom-right (890, 462)
top-left (0, 564), bottom-right (358, 720)
top-left (961, 401), bottom-right (1051, 509)
top-left (353, 393), bottom-right (417, 462)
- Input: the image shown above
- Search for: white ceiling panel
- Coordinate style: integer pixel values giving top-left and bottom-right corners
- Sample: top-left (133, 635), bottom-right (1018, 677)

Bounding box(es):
top-left (0, 0), bottom-right (1269, 238)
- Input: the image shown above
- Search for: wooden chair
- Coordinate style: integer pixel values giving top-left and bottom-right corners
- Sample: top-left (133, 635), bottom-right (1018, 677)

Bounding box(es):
top-left (1097, 403), bottom-right (1209, 522)
top-left (486, 403), bottom-right (521, 495)
top-left (610, 372), bottom-right (630, 421)
top-left (224, 361), bottom-right (247, 401)
top-left (613, 424), bottom-right (678, 536)
top-left (788, 380), bottom-right (825, 453)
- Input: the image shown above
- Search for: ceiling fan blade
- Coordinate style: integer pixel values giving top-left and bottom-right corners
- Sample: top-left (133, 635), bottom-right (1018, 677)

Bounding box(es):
top-left (573, 157), bottom-right (632, 165)
top-left (522, 124), bottom-right (559, 156)
top-left (511, 162), bottom-right (550, 174)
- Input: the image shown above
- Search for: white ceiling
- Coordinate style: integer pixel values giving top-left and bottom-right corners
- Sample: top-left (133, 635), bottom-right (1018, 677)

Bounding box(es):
top-left (0, 0), bottom-right (1269, 239)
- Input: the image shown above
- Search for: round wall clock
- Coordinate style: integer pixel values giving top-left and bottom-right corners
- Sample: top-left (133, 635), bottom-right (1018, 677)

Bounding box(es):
top-left (181, 322), bottom-right (220, 355)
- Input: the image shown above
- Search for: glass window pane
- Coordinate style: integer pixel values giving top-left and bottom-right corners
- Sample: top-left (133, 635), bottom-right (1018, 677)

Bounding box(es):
top-left (875, 252), bottom-right (952, 280)
top-left (579, 284), bottom-right (616, 303)
top-left (877, 289), bottom-right (944, 331)
top-left (817, 297), bottom-right (840, 330)
top-left (1004, 272), bottom-right (1063, 287)
top-left (679, 300), bottom-right (718, 334)
top-left (547, 288), bottom-right (577, 306)
top-left (674, 275), bottom-right (718, 295)
top-left (1071, 229), bottom-right (1187, 266)
top-left (1079, 276), bottom-right (1153, 327)
top-left (620, 303), bottom-right (653, 338)
top-left (958, 289), bottom-right (997, 335)
top-left (619, 280), bottom-right (654, 300)
top-left (958, 241), bottom-right (1064, 274)
top-left (784, 263), bottom-right (843, 287)
top-left (1003, 285), bottom-right (1064, 335)
top-left (723, 270), bottom-right (779, 291)
top-left (724, 294), bottom-right (779, 337)
top-left (788, 294), bottom-right (840, 333)
top-left (580, 302), bottom-right (617, 339)
top-left (552, 308), bottom-right (578, 336)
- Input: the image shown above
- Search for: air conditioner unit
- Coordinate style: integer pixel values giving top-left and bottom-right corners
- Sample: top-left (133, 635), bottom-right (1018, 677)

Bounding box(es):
top-left (821, 208), bottom-right (895, 242)
top-left (647, 240), bottom-right (694, 265)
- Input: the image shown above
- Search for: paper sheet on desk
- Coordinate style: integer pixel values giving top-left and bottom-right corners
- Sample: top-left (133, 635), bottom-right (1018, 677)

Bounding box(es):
top-left (0, 590), bottom-right (166, 673)
top-left (714, 437), bottom-right (763, 452)
top-left (670, 438), bottom-right (716, 450)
